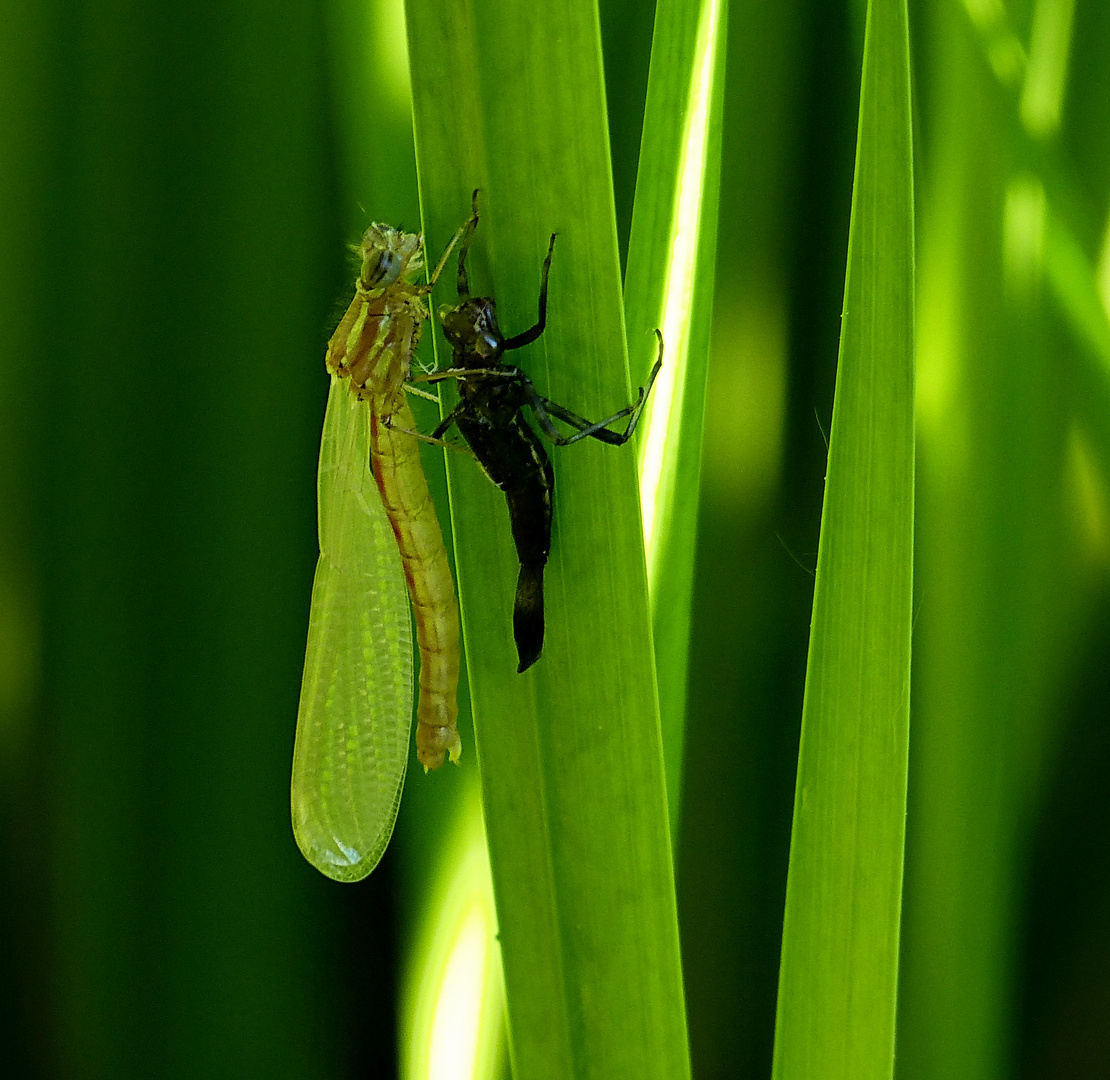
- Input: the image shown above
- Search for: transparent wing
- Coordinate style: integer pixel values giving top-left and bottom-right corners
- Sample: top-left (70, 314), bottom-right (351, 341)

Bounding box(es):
top-left (291, 376), bottom-right (414, 882)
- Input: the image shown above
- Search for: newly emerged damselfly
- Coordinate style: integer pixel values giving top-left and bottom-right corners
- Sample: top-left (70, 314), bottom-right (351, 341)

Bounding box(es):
top-left (430, 194), bottom-right (662, 672)
top-left (292, 218), bottom-right (467, 882)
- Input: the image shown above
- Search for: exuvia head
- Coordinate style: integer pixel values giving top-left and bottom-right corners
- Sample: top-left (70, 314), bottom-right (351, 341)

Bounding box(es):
top-left (357, 225), bottom-right (423, 290)
top-left (438, 299), bottom-right (504, 363)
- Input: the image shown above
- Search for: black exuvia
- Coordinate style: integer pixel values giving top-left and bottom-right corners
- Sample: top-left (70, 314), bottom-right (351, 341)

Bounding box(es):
top-left (431, 191), bottom-right (662, 672)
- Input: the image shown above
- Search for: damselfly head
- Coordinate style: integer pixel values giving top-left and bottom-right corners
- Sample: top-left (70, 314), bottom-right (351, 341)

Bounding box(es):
top-left (358, 225), bottom-right (424, 290)
top-left (438, 298), bottom-right (502, 363)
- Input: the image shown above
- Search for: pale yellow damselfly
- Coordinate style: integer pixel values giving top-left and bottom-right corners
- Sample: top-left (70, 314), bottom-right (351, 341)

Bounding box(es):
top-left (292, 214), bottom-right (470, 882)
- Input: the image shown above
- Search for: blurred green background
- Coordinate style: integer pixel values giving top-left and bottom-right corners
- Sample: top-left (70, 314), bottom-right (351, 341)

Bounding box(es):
top-left (2, 0), bottom-right (1109, 1078)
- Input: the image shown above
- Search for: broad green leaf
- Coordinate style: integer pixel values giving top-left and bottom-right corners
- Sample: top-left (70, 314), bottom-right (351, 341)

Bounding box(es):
top-left (404, 2), bottom-right (690, 1077)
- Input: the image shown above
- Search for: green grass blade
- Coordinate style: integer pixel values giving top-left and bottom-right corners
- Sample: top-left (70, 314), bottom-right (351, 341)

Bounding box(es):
top-left (400, 784), bottom-right (505, 1080)
top-left (404, 3), bottom-right (690, 1078)
top-left (1044, 210), bottom-right (1110, 476)
top-left (898, 4), bottom-right (1091, 1076)
top-left (624, 0), bottom-right (727, 829)
top-left (771, 0), bottom-right (915, 1077)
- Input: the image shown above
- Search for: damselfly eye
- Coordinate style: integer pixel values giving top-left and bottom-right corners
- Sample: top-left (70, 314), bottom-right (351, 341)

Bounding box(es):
top-left (359, 224), bottom-right (414, 289)
top-left (362, 248), bottom-right (401, 289)
top-left (438, 305), bottom-right (467, 341)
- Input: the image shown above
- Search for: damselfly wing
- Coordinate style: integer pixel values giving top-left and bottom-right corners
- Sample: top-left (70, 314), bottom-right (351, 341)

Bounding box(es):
top-left (292, 376), bottom-right (414, 882)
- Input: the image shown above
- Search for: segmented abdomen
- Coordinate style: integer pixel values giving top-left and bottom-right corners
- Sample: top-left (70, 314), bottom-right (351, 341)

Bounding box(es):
top-left (457, 410), bottom-right (554, 671)
top-left (371, 396), bottom-right (461, 769)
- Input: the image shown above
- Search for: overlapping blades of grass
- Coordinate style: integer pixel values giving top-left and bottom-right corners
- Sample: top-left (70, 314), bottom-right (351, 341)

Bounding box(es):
top-left (624, 0), bottom-right (727, 830)
top-left (771, 0), bottom-right (915, 1076)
